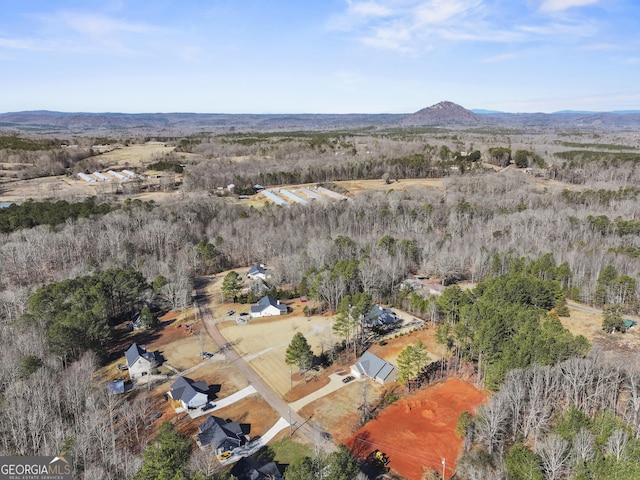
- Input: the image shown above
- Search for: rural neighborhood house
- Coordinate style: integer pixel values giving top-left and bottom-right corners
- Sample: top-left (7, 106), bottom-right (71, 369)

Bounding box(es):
top-left (168, 376), bottom-right (210, 411)
top-left (196, 415), bottom-right (249, 454)
top-left (250, 295), bottom-right (287, 318)
top-left (351, 350), bottom-right (398, 385)
top-left (124, 342), bottom-right (157, 380)
top-left (247, 264), bottom-right (269, 281)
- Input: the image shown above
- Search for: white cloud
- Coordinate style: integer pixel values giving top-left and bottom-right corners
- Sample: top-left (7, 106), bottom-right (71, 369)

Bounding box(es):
top-left (414, 0), bottom-right (481, 25)
top-left (0, 37), bottom-right (39, 50)
top-left (481, 52), bottom-right (519, 63)
top-left (17, 10), bottom-right (168, 56)
top-left (333, 0), bottom-right (608, 52)
top-left (348, 1), bottom-right (394, 17)
top-left (518, 21), bottom-right (596, 38)
top-left (334, 0), bottom-right (485, 52)
top-left (539, 0), bottom-right (600, 13)
top-left (48, 11), bottom-right (156, 37)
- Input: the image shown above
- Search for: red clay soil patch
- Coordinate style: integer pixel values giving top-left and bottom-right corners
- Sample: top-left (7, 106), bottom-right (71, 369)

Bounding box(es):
top-left (345, 378), bottom-right (486, 480)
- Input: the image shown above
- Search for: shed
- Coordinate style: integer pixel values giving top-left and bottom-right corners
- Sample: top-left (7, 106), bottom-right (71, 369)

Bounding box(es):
top-left (107, 380), bottom-right (125, 395)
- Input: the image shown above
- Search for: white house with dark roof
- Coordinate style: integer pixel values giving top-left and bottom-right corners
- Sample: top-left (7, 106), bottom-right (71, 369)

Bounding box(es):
top-left (168, 376), bottom-right (209, 411)
top-left (351, 351), bottom-right (398, 385)
top-left (250, 295), bottom-right (287, 318)
top-left (247, 264), bottom-right (269, 281)
top-left (196, 415), bottom-right (249, 454)
top-left (125, 343), bottom-right (157, 380)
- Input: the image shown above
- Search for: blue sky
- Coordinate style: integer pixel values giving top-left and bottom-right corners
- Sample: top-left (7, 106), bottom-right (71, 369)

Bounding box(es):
top-left (1, 0), bottom-right (639, 113)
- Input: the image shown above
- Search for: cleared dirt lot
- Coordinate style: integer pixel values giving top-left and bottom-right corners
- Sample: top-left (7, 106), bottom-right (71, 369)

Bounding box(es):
top-left (346, 378), bottom-right (487, 480)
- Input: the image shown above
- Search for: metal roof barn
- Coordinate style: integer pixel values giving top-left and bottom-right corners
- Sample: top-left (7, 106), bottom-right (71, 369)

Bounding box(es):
top-left (316, 186), bottom-right (347, 200)
top-left (93, 171), bottom-right (111, 182)
top-left (279, 189), bottom-right (308, 205)
top-left (78, 173), bottom-right (96, 183)
top-left (260, 190), bottom-right (287, 206)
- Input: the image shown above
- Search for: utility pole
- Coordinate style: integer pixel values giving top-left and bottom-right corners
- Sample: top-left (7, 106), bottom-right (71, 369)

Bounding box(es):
top-left (441, 457), bottom-right (446, 479)
top-left (288, 407), bottom-right (292, 437)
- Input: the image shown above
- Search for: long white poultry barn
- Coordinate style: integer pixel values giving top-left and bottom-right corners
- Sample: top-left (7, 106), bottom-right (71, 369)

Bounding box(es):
top-left (93, 172), bottom-right (111, 182)
top-left (78, 173), bottom-right (96, 183)
top-left (260, 190), bottom-right (287, 206)
top-left (279, 189), bottom-right (308, 205)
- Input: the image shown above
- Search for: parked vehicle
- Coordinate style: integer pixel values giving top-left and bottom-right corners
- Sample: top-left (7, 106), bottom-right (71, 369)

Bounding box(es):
top-left (342, 375), bottom-right (355, 384)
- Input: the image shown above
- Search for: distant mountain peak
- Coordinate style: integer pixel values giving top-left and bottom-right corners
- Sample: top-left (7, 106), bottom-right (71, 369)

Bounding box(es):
top-left (430, 101), bottom-right (465, 110)
top-left (402, 101), bottom-right (482, 126)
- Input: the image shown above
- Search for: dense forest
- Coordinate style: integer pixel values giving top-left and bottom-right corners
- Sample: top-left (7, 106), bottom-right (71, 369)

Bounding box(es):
top-left (1, 125), bottom-right (639, 479)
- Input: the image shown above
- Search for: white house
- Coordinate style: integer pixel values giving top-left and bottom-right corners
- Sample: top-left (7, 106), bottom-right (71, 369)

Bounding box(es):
top-left (125, 343), bottom-right (157, 380)
top-left (250, 295), bottom-right (287, 318)
top-left (168, 376), bottom-right (209, 411)
top-left (247, 264), bottom-right (269, 281)
top-left (351, 351), bottom-right (398, 385)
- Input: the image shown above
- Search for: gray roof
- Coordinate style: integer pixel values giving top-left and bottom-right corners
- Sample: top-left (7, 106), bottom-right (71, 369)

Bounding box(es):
top-left (125, 343), bottom-right (153, 367)
top-left (197, 416), bottom-right (245, 451)
top-left (247, 265), bottom-right (266, 276)
top-left (231, 458), bottom-right (282, 480)
top-left (107, 380), bottom-right (125, 395)
top-left (354, 351), bottom-right (397, 382)
top-left (170, 376), bottom-right (209, 403)
top-left (364, 305), bottom-right (400, 327)
top-left (250, 295), bottom-right (287, 314)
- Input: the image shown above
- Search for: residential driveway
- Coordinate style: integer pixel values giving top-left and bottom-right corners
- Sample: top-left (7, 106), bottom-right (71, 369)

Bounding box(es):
top-left (185, 385), bottom-right (258, 419)
top-left (288, 373), bottom-right (353, 412)
top-left (221, 417), bottom-right (291, 466)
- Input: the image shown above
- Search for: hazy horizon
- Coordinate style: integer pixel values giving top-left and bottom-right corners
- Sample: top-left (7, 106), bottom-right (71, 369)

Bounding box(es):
top-left (1, 1), bottom-right (639, 114)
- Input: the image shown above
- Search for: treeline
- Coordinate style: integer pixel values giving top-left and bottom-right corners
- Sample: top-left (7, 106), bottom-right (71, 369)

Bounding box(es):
top-left (184, 152), bottom-right (484, 192)
top-left (2, 173), bottom-right (640, 324)
top-left (0, 134), bottom-right (65, 150)
top-left (432, 256), bottom-right (589, 388)
top-left (0, 197), bottom-right (112, 233)
top-left (561, 186), bottom-right (640, 207)
top-left (555, 150), bottom-right (640, 165)
top-left (23, 268), bottom-right (149, 362)
top-left (458, 356), bottom-right (640, 479)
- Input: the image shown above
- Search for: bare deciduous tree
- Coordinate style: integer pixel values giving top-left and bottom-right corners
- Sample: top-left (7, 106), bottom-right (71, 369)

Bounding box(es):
top-left (535, 433), bottom-right (570, 480)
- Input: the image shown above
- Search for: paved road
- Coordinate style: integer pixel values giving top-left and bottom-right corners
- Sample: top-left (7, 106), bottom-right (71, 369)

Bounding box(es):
top-left (194, 278), bottom-right (334, 452)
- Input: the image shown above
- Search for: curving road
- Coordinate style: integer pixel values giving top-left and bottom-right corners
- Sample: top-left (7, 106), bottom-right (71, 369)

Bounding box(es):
top-left (193, 278), bottom-right (335, 452)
